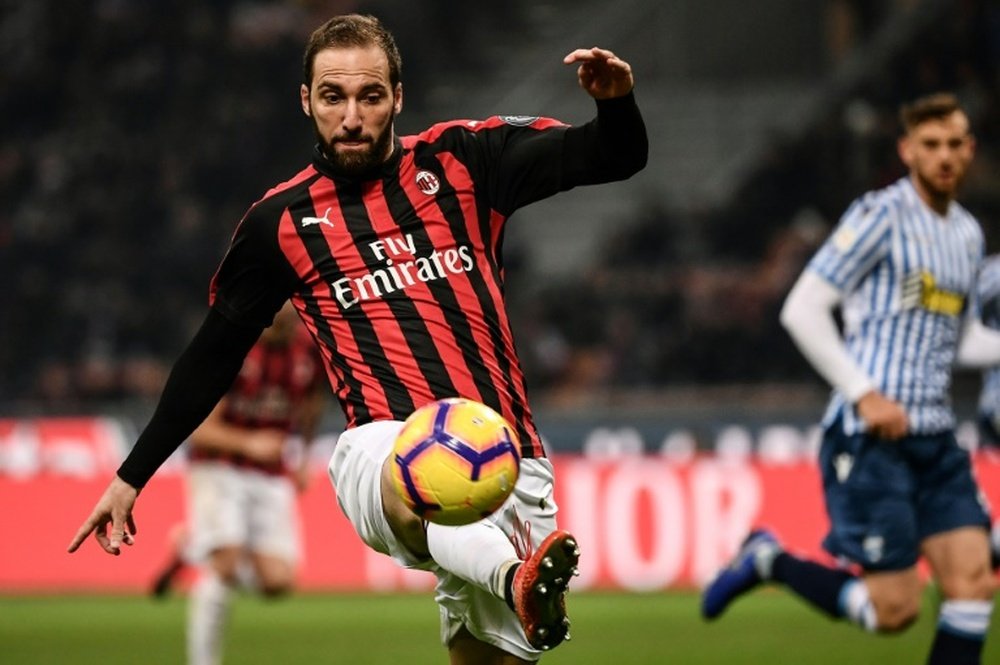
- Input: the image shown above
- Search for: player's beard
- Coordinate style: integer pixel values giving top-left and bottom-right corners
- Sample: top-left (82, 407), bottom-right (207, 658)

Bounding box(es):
top-left (914, 166), bottom-right (962, 207)
top-left (315, 117), bottom-right (395, 179)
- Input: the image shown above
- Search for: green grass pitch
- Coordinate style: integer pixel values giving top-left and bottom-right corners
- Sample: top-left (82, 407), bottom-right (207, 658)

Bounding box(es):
top-left (2, 590), bottom-right (997, 664)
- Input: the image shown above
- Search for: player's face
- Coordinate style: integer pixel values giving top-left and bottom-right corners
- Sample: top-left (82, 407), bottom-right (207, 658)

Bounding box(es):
top-left (301, 45), bottom-right (402, 177)
top-left (898, 110), bottom-right (975, 207)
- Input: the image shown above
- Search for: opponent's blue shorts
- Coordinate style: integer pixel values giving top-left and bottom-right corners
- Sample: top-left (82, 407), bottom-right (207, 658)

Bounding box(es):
top-left (819, 418), bottom-right (990, 571)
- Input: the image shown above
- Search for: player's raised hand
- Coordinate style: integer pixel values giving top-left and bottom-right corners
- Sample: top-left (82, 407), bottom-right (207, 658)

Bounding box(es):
top-left (68, 475), bottom-right (138, 555)
top-left (563, 47), bottom-right (634, 100)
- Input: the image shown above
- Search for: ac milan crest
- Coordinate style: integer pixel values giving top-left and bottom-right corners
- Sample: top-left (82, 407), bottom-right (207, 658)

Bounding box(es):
top-left (415, 170), bottom-right (440, 195)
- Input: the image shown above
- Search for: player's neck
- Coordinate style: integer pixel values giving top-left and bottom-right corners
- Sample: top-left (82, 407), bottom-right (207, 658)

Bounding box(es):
top-left (909, 175), bottom-right (953, 217)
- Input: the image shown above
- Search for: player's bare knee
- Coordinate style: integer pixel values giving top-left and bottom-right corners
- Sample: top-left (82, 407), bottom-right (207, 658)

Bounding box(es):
top-left (938, 565), bottom-right (996, 601)
top-left (873, 597), bottom-right (920, 633)
top-left (208, 548), bottom-right (242, 585)
top-left (380, 456), bottom-right (429, 558)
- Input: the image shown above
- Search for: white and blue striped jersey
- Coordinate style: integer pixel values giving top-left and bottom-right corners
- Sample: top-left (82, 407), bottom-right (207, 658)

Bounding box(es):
top-left (808, 177), bottom-right (985, 435)
top-left (976, 254), bottom-right (1000, 418)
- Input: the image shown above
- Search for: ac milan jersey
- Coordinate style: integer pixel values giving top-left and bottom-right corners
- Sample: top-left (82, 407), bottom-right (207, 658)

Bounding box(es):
top-left (221, 327), bottom-right (322, 433)
top-left (208, 95), bottom-right (646, 459)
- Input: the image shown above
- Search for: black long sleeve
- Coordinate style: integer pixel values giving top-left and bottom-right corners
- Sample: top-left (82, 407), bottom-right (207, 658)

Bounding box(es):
top-left (489, 91), bottom-right (648, 214)
top-left (562, 91), bottom-right (649, 186)
top-left (116, 308), bottom-right (264, 488)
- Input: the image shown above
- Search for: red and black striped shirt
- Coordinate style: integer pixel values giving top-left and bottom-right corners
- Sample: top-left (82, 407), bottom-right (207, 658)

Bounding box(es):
top-left (210, 94), bottom-right (646, 459)
top-left (189, 326), bottom-right (322, 473)
top-left (219, 327), bottom-right (321, 433)
top-left (117, 93), bottom-right (645, 486)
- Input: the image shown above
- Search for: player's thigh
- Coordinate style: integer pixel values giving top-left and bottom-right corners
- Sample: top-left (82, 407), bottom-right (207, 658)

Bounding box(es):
top-left (328, 420), bottom-right (429, 568)
top-left (921, 526), bottom-right (995, 600)
top-left (448, 626), bottom-right (530, 665)
top-left (379, 454), bottom-right (430, 558)
top-left (246, 473), bottom-right (300, 565)
top-left (188, 463), bottom-right (250, 558)
top-left (819, 428), bottom-right (919, 570)
top-left (913, 431), bottom-right (991, 541)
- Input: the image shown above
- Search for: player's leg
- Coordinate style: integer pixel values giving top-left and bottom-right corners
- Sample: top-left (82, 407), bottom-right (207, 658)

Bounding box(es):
top-left (379, 456), bottom-right (520, 601)
top-left (439, 458), bottom-right (578, 660)
top-left (329, 423), bottom-right (577, 659)
top-left (704, 420), bottom-right (923, 633)
top-left (189, 546), bottom-right (241, 665)
top-left (922, 527), bottom-right (995, 664)
top-left (150, 521), bottom-right (191, 598)
top-left (249, 553), bottom-right (295, 597)
top-left (246, 472), bottom-right (300, 598)
top-left (186, 463), bottom-right (247, 665)
top-left (448, 626), bottom-right (530, 665)
top-left (701, 529), bottom-right (916, 631)
top-left (914, 429), bottom-right (997, 664)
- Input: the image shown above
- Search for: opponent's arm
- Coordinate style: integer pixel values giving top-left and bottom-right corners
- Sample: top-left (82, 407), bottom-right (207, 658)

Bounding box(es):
top-left (955, 315), bottom-right (1000, 367)
top-left (780, 269), bottom-right (908, 440)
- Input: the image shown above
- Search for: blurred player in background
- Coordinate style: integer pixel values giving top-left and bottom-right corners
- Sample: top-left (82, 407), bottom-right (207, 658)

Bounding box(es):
top-left (69, 13), bottom-right (647, 664)
top-left (703, 93), bottom-right (999, 664)
top-left (150, 301), bottom-right (325, 665)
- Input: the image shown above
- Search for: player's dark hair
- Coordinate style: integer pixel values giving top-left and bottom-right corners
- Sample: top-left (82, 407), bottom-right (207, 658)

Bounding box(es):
top-left (899, 92), bottom-right (963, 132)
top-left (303, 14), bottom-right (402, 88)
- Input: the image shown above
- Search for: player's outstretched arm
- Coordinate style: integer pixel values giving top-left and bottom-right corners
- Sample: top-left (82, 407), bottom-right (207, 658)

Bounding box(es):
top-left (67, 308), bottom-right (265, 555)
top-left (563, 47), bottom-right (634, 100)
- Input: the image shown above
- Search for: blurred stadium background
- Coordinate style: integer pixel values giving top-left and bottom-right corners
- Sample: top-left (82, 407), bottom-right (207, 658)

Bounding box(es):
top-left (2, 0), bottom-right (1000, 662)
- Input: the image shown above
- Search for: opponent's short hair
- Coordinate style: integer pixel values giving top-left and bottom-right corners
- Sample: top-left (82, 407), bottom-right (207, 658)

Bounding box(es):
top-left (899, 92), bottom-right (964, 132)
top-left (303, 14), bottom-right (402, 88)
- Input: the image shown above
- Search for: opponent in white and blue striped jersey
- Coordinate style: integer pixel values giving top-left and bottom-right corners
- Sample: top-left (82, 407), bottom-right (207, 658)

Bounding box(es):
top-left (809, 175), bottom-right (984, 436)
top-left (702, 93), bottom-right (1000, 665)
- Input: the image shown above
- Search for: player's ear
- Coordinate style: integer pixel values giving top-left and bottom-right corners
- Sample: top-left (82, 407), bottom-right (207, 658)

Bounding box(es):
top-left (394, 83), bottom-right (403, 116)
top-left (966, 133), bottom-right (977, 161)
top-left (301, 84), bottom-right (312, 117)
top-left (897, 136), bottom-right (912, 168)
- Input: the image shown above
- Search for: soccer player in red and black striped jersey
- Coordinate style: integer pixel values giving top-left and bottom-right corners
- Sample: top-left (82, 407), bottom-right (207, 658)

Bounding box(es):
top-left (149, 302), bottom-right (325, 665)
top-left (70, 13), bottom-right (647, 663)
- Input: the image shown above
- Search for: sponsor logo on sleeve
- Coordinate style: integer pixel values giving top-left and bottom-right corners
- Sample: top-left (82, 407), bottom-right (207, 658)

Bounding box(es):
top-left (498, 115), bottom-right (539, 127)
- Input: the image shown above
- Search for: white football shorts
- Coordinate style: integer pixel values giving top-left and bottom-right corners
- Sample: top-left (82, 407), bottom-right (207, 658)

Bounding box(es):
top-left (187, 461), bottom-right (301, 564)
top-left (328, 420), bottom-right (558, 661)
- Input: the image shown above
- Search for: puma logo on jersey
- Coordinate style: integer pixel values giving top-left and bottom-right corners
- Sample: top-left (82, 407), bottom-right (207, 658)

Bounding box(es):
top-left (302, 208), bottom-right (334, 229)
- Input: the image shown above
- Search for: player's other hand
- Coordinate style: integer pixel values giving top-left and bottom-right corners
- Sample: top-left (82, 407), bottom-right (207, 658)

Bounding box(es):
top-left (856, 390), bottom-right (909, 440)
top-left (243, 429), bottom-right (286, 464)
top-left (68, 475), bottom-right (138, 555)
top-left (563, 47), bottom-right (633, 100)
